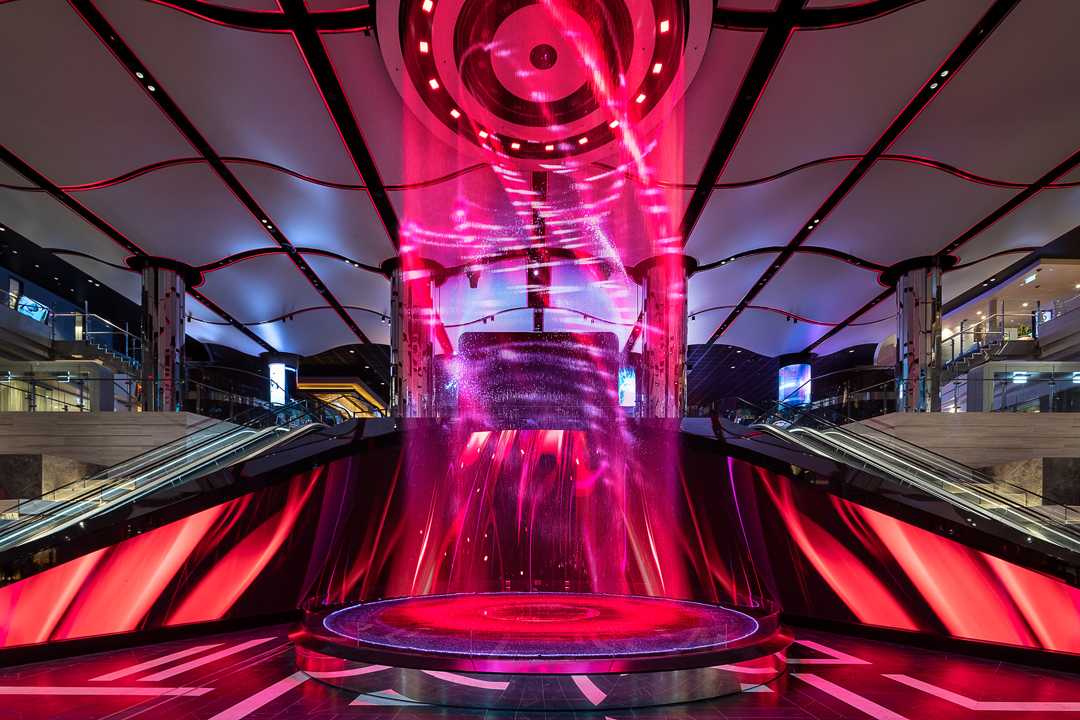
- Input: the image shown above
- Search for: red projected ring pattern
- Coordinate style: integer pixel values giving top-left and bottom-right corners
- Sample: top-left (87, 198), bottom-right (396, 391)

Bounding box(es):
top-left (377, 0), bottom-right (712, 163)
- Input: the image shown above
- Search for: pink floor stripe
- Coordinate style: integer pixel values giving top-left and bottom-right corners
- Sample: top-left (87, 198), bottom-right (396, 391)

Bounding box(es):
top-left (206, 672), bottom-right (309, 720)
top-left (139, 637), bottom-right (277, 682)
top-left (305, 664), bottom-right (390, 679)
top-left (0, 686), bottom-right (213, 696)
top-left (572, 675), bottom-right (607, 706)
top-left (885, 674), bottom-right (1080, 711)
top-left (793, 674), bottom-right (909, 720)
top-left (91, 643), bottom-right (223, 682)
top-left (789, 639), bottom-right (871, 665)
top-left (421, 670), bottom-right (509, 690)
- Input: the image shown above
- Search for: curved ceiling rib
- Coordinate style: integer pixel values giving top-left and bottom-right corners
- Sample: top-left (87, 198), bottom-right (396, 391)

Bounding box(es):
top-left (69, 0), bottom-right (381, 356)
top-left (0, 144), bottom-right (275, 352)
top-left (804, 147), bottom-right (1080, 354)
top-left (702, 0), bottom-right (1020, 350)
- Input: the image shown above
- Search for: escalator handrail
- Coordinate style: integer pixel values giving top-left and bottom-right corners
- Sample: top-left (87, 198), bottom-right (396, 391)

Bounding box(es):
top-left (0, 422), bottom-right (324, 553)
top-left (735, 398), bottom-right (1080, 547)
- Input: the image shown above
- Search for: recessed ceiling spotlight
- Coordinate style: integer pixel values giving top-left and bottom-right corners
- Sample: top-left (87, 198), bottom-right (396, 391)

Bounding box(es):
top-left (608, 120), bottom-right (619, 129)
top-left (545, 144), bottom-right (554, 152)
top-left (940, 70), bottom-right (949, 77)
top-left (578, 136), bottom-right (588, 145)
top-left (418, 41), bottom-right (429, 53)
top-left (422, 0), bottom-right (434, 11)
top-left (977, 310), bottom-right (983, 315)
top-left (449, 108), bottom-right (460, 119)
top-left (510, 142), bottom-right (521, 150)
top-left (813, 218), bottom-right (820, 224)
top-left (1022, 302), bottom-right (1029, 307)
top-left (147, 85), bottom-right (156, 92)
top-left (806, 224), bottom-right (813, 230)
top-left (478, 129), bottom-right (489, 139)
top-left (930, 82), bottom-right (939, 90)
top-left (635, 93), bottom-right (646, 104)
top-left (261, 218), bottom-right (268, 224)
top-left (652, 63), bottom-right (662, 74)
top-left (428, 78), bottom-right (440, 90)
top-left (659, 19), bottom-right (670, 33)
top-left (135, 71), bottom-right (144, 79)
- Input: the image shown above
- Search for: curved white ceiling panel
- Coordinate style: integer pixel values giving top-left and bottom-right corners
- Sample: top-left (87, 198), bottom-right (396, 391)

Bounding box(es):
top-left (0, 187), bottom-right (131, 275)
top-left (892, 2), bottom-right (1080, 180)
top-left (196, 253), bottom-right (332, 343)
top-left (719, 0), bottom-right (992, 182)
top-left (242, 306), bottom-right (356, 356)
top-left (95, 0), bottom-right (360, 184)
top-left (76, 164), bottom-right (272, 265)
top-left (952, 187), bottom-right (1080, 269)
top-left (941, 254), bottom-right (1020, 305)
top-left (185, 295), bottom-right (272, 357)
top-left (675, 29), bottom-right (762, 185)
top-left (230, 162), bottom-right (395, 265)
top-left (810, 300), bottom-right (896, 357)
top-left (811, 159), bottom-right (1018, 266)
top-left (323, 32), bottom-right (472, 186)
top-left (712, 307), bottom-right (830, 355)
top-left (302, 254), bottom-right (390, 318)
top-left (0, 0), bottom-right (190, 185)
top-left (753, 252), bottom-right (883, 326)
top-left (689, 252), bottom-right (779, 316)
top-left (686, 159), bottom-right (856, 262)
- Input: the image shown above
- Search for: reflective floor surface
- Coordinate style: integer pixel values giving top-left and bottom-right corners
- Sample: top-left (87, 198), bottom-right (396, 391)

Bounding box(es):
top-left (0, 622), bottom-right (1078, 719)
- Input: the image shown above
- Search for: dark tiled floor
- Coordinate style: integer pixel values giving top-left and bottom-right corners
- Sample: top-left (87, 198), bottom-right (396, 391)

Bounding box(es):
top-left (0, 624), bottom-right (1078, 719)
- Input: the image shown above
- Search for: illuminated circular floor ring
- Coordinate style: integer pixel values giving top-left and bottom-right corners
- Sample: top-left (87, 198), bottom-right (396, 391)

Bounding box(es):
top-left (295, 592), bottom-right (790, 710)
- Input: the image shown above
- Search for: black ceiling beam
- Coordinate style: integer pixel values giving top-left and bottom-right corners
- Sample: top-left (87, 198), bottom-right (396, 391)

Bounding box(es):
top-left (0, 144), bottom-right (276, 353)
top-left (681, 0), bottom-right (805, 241)
top-left (138, 0), bottom-right (373, 33)
top-left (704, 0), bottom-right (1019, 348)
top-left (71, 0), bottom-right (379, 353)
top-left (279, 0), bottom-right (401, 249)
top-left (806, 147), bottom-right (1080, 352)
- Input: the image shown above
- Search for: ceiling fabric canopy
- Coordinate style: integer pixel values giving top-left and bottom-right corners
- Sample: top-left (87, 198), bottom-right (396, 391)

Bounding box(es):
top-left (1, 0), bottom-right (1077, 358)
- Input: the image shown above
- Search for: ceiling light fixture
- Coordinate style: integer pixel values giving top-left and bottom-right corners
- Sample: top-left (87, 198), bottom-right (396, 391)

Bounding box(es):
top-left (635, 93), bottom-right (646, 104)
top-left (449, 108), bottom-right (460, 119)
top-left (135, 71), bottom-right (144, 79)
top-left (510, 142), bottom-right (521, 150)
top-left (930, 82), bottom-right (939, 89)
top-left (940, 70), bottom-right (949, 77)
top-left (419, 41), bottom-right (429, 53)
top-left (652, 63), bottom-right (662, 74)
top-left (147, 85), bottom-right (156, 92)
top-left (428, 78), bottom-right (440, 90)
top-left (545, 144), bottom-right (554, 152)
top-left (422, 0), bottom-right (434, 11)
top-left (659, 19), bottom-right (670, 33)
top-left (578, 136), bottom-right (588, 145)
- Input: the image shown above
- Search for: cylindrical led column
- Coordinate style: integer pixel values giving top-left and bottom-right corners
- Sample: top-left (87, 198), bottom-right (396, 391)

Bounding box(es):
top-left (140, 265), bottom-right (186, 412)
top-left (892, 259), bottom-right (944, 413)
top-left (390, 266), bottom-right (435, 417)
top-left (639, 256), bottom-right (689, 419)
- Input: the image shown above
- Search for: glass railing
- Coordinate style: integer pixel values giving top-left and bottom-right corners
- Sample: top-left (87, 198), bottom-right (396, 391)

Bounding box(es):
top-left (50, 312), bottom-right (141, 369)
top-left (0, 398), bottom-right (329, 553)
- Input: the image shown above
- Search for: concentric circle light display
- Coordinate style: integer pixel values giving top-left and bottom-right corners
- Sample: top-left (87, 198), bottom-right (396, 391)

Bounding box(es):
top-left (376, 0), bottom-right (711, 164)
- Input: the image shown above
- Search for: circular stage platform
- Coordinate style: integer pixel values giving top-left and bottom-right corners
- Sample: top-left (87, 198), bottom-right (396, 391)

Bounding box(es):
top-left (294, 592), bottom-right (790, 711)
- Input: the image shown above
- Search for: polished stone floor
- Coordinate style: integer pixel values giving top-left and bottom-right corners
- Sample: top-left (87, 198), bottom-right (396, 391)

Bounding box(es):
top-left (0, 623), bottom-right (1078, 719)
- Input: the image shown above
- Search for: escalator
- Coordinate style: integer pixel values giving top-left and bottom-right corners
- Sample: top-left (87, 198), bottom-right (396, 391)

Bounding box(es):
top-left (0, 400), bottom-right (330, 559)
top-left (713, 400), bottom-right (1080, 582)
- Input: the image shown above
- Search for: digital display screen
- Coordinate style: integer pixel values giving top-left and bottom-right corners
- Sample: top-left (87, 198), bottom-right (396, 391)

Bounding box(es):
top-left (16, 295), bottom-right (49, 323)
top-left (618, 366), bottom-right (636, 408)
top-left (269, 362), bottom-right (287, 405)
top-left (778, 363), bottom-right (811, 405)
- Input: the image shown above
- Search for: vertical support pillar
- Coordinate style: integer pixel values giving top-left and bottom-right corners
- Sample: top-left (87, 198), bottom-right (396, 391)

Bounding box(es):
top-left (888, 257), bottom-right (950, 413)
top-left (139, 264), bottom-right (187, 412)
top-left (638, 256), bottom-right (689, 419)
top-left (390, 266), bottom-right (435, 417)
